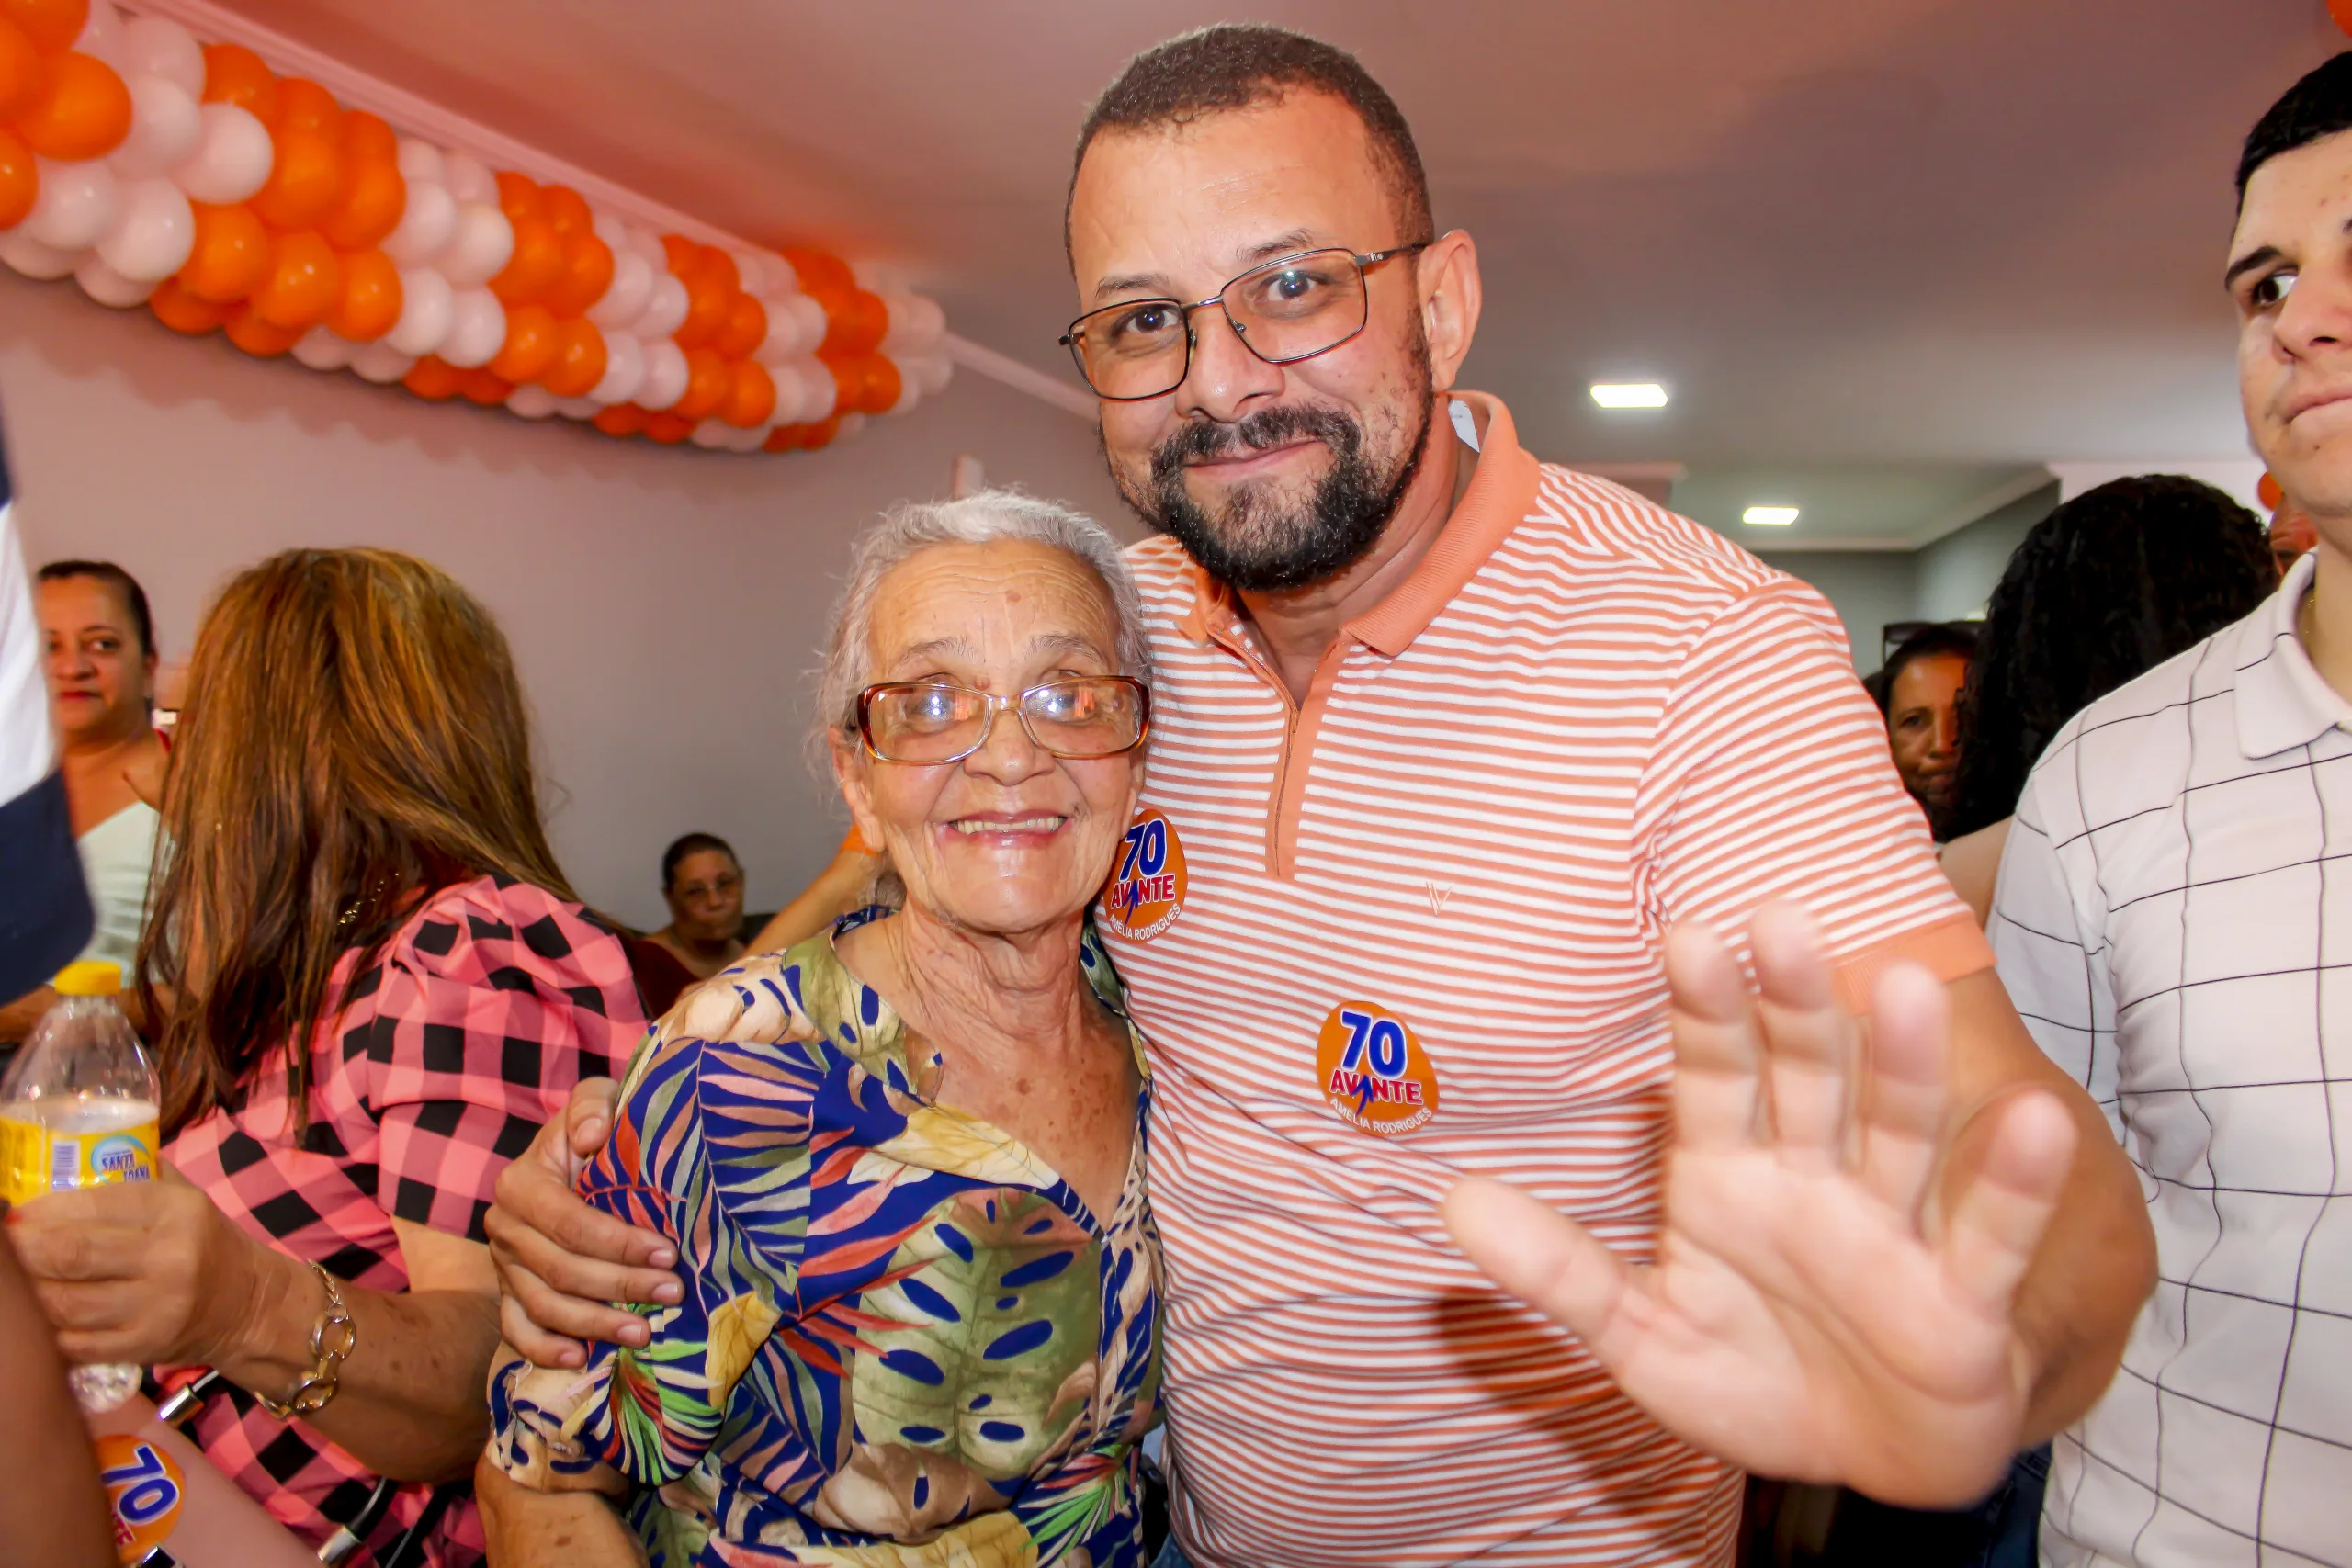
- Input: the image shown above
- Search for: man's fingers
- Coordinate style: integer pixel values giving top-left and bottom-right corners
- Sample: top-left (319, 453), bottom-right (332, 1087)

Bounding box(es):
top-left (564, 1077), bottom-right (621, 1163)
top-left (1442, 1178), bottom-right (1635, 1359)
top-left (497, 1257), bottom-right (653, 1351)
top-left (1747, 902), bottom-right (1855, 1170)
top-left (1941, 1089), bottom-right (2077, 1314)
top-left (1857, 962), bottom-right (1951, 1224)
top-left (1663, 923), bottom-right (1763, 1151)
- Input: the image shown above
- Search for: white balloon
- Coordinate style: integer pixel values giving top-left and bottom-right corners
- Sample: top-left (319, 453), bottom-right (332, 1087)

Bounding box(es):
top-left (790, 356), bottom-right (837, 423)
top-left (349, 341), bottom-right (416, 384)
top-left (108, 75), bottom-right (201, 180)
top-left (438, 288), bottom-right (506, 368)
top-left (918, 353), bottom-right (954, 396)
top-left (172, 104), bottom-right (273, 205)
top-left (731, 422), bottom-right (772, 452)
top-left (506, 384), bottom-right (559, 420)
top-left (117, 16), bottom-right (204, 97)
top-left (782, 292), bottom-right (828, 357)
top-left (587, 329), bottom-right (643, 405)
top-left (689, 418), bottom-right (733, 450)
top-left (380, 179), bottom-right (456, 265)
top-left (833, 412), bottom-right (868, 444)
top-left (0, 228), bottom-right (79, 279)
top-left (882, 293), bottom-right (946, 355)
top-left (95, 176), bottom-right (192, 281)
top-left (880, 367), bottom-right (921, 417)
top-left (440, 152), bottom-right (496, 207)
top-left (71, 0), bottom-right (122, 67)
top-left (631, 271), bottom-right (688, 340)
top-left (386, 266), bottom-right (455, 356)
top-left (394, 137), bottom-right (445, 187)
top-left (291, 326), bottom-right (358, 370)
top-left (585, 248), bottom-right (651, 329)
top-left (626, 224), bottom-right (666, 267)
top-left (635, 339), bottom-right (689, 411)
top-left (74, 254), bottom-right (152, 308)
top-left (752, 296), bottom-right (804, 364)
top-left (435, 202), bottom-right (513, 289)
top-left (589, 209), bottom-right (628, 254)
top-left (26, 159), bottom-right (119, 252)
top-left (762, 361), bottom-right (807, 424)
top-left (555, 395), bottom-right (599, 420)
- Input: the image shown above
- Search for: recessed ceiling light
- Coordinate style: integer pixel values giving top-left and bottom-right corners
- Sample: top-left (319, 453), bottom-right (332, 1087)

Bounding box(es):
top-left (1743, 505), bottom-right (1801, 526)
top-left (1590, 382), bottom-right (1668, 409)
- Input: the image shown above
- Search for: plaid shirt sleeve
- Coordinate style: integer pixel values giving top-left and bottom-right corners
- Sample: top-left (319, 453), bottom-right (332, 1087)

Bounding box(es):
top-left (357, 875), bottom-right (648, 1243)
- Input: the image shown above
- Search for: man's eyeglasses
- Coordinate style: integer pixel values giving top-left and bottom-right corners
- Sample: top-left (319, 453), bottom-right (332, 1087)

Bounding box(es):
top-left (1060, 243), bottom-right (1430, 402)
top-left (857, 677), bottom-right (1151, 765)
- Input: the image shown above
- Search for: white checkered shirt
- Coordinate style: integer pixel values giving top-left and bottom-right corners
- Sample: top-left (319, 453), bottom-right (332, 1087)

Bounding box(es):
top-left (1992, 551), bottom-right (2352, 1567)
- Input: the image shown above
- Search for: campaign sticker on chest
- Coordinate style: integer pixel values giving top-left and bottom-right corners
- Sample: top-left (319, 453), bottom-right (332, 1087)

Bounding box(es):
top-left (1316, 1000), bottom-right (1441, 1135)
top-left (1102, 807), bottom-right (1187, 941)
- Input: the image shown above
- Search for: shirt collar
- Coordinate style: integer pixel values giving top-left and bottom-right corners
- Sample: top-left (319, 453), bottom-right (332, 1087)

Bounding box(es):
top-left (2234, 549), bottom-right (2352, 758)
top-left (1171, 390), bottom-right (1543, 656)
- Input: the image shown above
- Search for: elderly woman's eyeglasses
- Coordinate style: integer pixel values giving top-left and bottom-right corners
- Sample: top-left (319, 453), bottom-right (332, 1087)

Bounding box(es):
top-left (857, 677), bottom-right (1151, 764)
top-left (1059, 243), bottom-right (1430, 402)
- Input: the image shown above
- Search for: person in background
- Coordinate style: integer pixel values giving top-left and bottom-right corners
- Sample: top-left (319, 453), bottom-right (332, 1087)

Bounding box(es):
top-left (1990, 56), bottom-right (2352, 1564)
top-left (9, 547), bottom-right (645, 1566)
top-left (0, 560), bottom-right (166, 1043)
top-left (625, 831), bottom-right (747, 1017)
top-left (2267, 492), bottom-right (2319, 578)
top-left (1937, 476), bottom-right (2275, 925)
top-left (1876, 623), bottom-right (1978, 838)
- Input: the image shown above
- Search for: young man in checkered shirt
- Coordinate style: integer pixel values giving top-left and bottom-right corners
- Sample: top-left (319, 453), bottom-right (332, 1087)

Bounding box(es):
top-left (1989, 55), bottom-right (2352, 1568)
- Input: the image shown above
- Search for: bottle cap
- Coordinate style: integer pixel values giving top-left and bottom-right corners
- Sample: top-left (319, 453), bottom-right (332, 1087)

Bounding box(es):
top-left (52, 960), bottom-right (123, 997)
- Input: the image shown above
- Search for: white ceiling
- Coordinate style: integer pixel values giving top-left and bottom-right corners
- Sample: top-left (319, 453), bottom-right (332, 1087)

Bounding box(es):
top-left (197, 0), bottom-right (2338, 543)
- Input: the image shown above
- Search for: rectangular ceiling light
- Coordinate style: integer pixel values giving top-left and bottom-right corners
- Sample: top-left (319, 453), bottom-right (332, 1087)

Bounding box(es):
top-left (1742, 505), bottom-right (1801, 526)
top-left (1589, 382), bottom-right (1668, 409)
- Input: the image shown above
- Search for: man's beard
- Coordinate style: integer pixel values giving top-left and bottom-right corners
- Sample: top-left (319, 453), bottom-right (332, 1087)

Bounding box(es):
top-left (1119, 379), bottom-right (1435, 594)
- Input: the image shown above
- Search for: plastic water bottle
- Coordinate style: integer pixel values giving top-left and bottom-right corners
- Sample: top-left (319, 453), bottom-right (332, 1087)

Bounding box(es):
top-left (0, 959), bottom-right (161, 1412)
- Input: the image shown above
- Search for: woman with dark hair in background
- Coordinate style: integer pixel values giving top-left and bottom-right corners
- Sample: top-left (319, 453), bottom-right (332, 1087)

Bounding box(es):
top-left (8, 547), bottom-right (645, 1565)
top-left (1938, 476), bottom-right (2278, 924)
top-left (1876, 622), bottom-right (1979, 837)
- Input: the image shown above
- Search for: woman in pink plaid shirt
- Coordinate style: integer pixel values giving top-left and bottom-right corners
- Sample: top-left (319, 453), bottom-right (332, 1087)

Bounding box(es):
top-left (9, 547), bottom-right (646, 1566)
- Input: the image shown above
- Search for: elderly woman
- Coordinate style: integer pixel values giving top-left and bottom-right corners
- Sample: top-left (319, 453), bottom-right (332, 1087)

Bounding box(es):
top-left (481, 492), bottom-right (1163, 1566)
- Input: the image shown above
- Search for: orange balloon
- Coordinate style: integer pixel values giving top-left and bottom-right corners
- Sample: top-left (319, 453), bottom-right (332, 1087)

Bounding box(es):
top-left (539, 317), bottom-right (607, 398)
top-left (253, 127), bottom-right (343, 231)
top-left (855, 353), bottom-right (902, 415)
top-left (799, 414), bottom-right (843, 451)
top-left (401, 355), bottom-right (466, 400)
top-left (594, 402), bottom-right (649, 438)
top-left (341, 109), bottom-right (395, 167)
top-left (318, 154), bottom-right (405, 250)
top-left (540, 184), bottom-right (591, 239)
top-left (0, 124), bottom-right (32, 229)
top-left (541, 231), bottom-right (613, 317)
top-left (820, 351), bottom-right (866, 415)
top-left (672, 345), bottom-right (731, 421)
top-left (490, 213), bottom-right (562, 305)
top-left (694, 244), bottom-right (739, 295)
top-left (780, 245), bottom-right (854, 295)
top-left (816, 286), bottom-right (888, 357)
top-left (250, 229), bottom-right (341, 328)
top-left (2333, 0), bottom-right (2352, 36)
top-left (660, 232), bottom-right (698, 276)
top-left (10, 49), bottom-right (127, 161)
top-left (494, 169), bottom-right (542, 224)
top-left (0, 19), bottom-right (40, 121)
top-left (224, 303), bottom-right (306, 356)
top-left (721, 358), bottom-right (775, 428)
top-left (199, 43), bottom-right (277, 122)
top-left (762, 423), bottom-right (805, 454)
top-left (459, 367), bottom-right (514, 406)
top-left (271, 76), bottom-right (341, 143)
top-left (643, 410), bottom-right (694, 445)
top-left (712, 291), bottom-right (766, 359)
top-left (2260, 471), bottom-right (2286, 513)
top-left (0, 0), bottom-right (85, 54)
top-left (324, 248), bottom-right (401, 341)
top-left (673, 270), bottom-right (730, 349)
top-left (148, 277), bottom-right (231, 334)
top-left (177, 201), bottom-right (271, 301)
top-left (489, 300), bottom-right (560, 383)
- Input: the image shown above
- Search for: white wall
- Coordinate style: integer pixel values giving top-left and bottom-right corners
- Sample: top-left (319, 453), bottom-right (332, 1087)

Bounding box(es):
top-left (1914, 481), bottom-right (2057, 625)
top-left (0, 271), bottom-right (1128, 931)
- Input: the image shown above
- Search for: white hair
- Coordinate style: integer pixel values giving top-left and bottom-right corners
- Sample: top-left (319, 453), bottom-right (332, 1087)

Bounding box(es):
top-left (813, 490), bottom-right (1151, 763)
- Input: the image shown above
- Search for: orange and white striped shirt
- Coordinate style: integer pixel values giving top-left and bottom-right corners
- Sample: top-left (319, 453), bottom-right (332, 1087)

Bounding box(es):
top-left (1097, 392), bottom-right (1991, 1567)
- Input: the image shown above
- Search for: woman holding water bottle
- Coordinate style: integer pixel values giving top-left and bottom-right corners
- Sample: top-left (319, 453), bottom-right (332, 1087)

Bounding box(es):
top-left (6, 548), bottom-right (646, 1567)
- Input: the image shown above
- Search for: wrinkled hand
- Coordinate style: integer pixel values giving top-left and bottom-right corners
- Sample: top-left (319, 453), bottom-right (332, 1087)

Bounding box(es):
top-left (9, 1162), bottom-right (266, 1369)
top-left (1443, 902), bottom-right (2077, 1508)
top-left (485, 1078), bottom-right (680, 1368)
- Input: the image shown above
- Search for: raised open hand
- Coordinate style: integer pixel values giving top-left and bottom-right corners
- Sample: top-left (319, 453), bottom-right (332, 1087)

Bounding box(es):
top-left (1443, 902), bottom-right (2078, 1508)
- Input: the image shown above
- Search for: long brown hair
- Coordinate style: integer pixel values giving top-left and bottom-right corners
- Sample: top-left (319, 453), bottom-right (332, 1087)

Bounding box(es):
top-left (142, 548), bottom-right (578, 1134)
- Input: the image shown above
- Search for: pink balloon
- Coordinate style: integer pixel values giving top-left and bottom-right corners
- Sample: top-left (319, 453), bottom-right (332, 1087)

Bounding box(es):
top-left (172, 104), bottom-right (272, 205)
top-left (506, 384), bottom-right (559, 420)
top-left (118, 16), bottom-right (203, 97)
top-left (386, 265), bottom-right (454, 356)
top-left (0, 228), bottom-right (79, 279)
top-left (291, 326), bottom-right (358, 370)
top-left (585, 247), bottom-right (652, 329)
top-left (381, 178), bottom-right (456, 265)
top-left (634, 338), bottom-right (690, 411)
top-left (26, 158), bottom-right (119, 252)
top-left (764, 361), bottom-right (808, 423)
top-left (587, 329), bottom-right (644, 404)
top-left (436, 202), bottom-right (513, 289)
top-left (393, 137), bottom-right (444, 186)
top-left (631, 271), bottom-right (689, 339)
top-left (790, 356), bottom-right (837, 423)
top-left (95, 175), bottom-right (193, 281)
top-left (437, 288), bottom-right (506, 368)
top-left (349, 341), bottom-right (417, 384)
top-left (439, 152), bottom-right (496, 207)
top-left (74, 254), bottom-right (153, 308)
top-left (109, 75), bottom-right (201, 180)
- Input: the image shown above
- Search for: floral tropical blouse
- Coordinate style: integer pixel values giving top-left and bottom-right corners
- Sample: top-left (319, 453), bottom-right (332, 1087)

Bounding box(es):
top-left (488, 912), bottom-right (1162, 1566)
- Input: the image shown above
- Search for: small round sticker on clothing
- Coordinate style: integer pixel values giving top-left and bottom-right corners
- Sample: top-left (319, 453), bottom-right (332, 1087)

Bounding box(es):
top-left (94, 1433), bottom-right (185, 1563)
top-left (1102, 807), bottom-right (1187, 941)
top-left (1316, 1000), bottom-right (1441, 1135)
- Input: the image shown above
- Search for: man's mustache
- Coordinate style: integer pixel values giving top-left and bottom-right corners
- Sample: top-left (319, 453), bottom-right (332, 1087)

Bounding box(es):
top-left (1149, 406), bottom-right (1361, 483)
